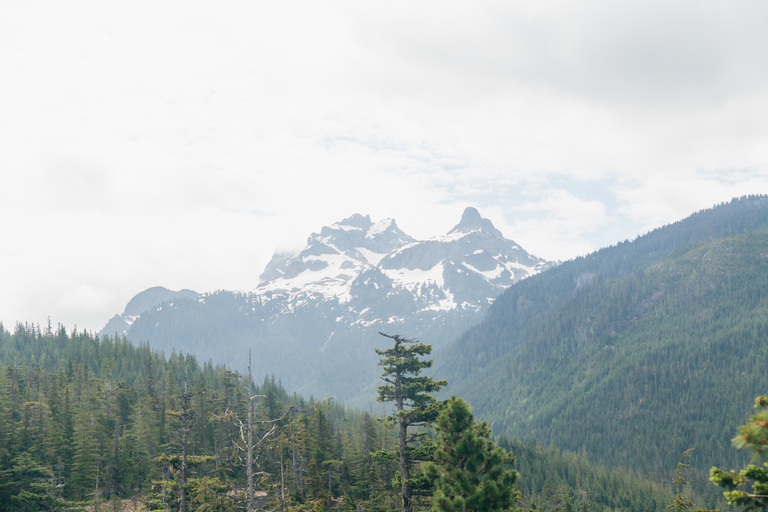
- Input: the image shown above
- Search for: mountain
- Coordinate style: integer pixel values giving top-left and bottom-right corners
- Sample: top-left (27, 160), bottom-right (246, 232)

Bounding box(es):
top-left (100, 286), bottom-right (199, 337)
top-left (255, 208), bottom-right (549, 319)
top-left (100, 208), bottom-right (552, 402)
top-left (435, 195), bottom-right (768, 498)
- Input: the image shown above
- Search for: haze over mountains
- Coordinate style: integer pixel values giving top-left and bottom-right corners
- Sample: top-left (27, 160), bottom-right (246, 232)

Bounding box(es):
top-left (101, 207), bottom-right (552, 401)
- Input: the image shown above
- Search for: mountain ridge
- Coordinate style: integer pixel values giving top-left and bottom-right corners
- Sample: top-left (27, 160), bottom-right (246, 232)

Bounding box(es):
top-left (100, 207), bottom-right (552, 402)
top-left (434, 194), bottom-right (768, 500)
top-left (100, 286), bottom-right (199, 339)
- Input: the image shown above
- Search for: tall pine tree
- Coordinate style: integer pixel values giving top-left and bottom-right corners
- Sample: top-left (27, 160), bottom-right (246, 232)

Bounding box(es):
top-left (376, 332), bottom-right (446, 512)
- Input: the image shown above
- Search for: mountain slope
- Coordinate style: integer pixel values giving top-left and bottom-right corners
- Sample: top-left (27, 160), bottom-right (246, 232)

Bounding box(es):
top-left (100, 286), bottom-right (199, 337)
top-left (102, 208), bottom-right (552, 402)
top-left (435, 195), bottom-right (768, 497)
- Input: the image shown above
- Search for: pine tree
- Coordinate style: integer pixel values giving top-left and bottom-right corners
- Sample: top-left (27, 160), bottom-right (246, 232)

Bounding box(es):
top-left (425, 396), bottom-right (519, 512)
top-left (122, 390), bottom-right (157, 488)
top-left (0, 364), bottom-right (13, 467)
top-left (669, 450), bottom-right (714, 512)
top-left (4, 451), bottom-right (59, 512)
top-left (376, 332), bottom-right (446, 512)
top-left (70, 401), bottom-right (99, 500)
top-left (710, 394), bottom-right (768, 511)
top-left (313, 408), bottom-right (333, 465)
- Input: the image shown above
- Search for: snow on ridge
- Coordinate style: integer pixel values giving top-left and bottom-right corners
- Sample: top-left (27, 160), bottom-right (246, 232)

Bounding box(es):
top-left (365, 218), bottom-right (394, 239)
top-left (504, 260), bottom-right (537, 274)
top-left (462, 261), bottom-right (505, 281)
top-left (431, 229), bottom-right (480, 243)
top-left (381, 261), bottom-right (445, 290)
top-left (255, 246), bottom-right (391, 305)
top-left (250, 210), bottom-right (549, 319)
top-left (357, 247), bottom-right (387, 266)
top-left (352, 317), bottom-right (380, 327)
top-left (386, 240), bottom-right (421, 257)
top-left (317, 236), bottom-right (337, 247)
top-left (329, 222), bottom-right (363, 232)
top-left (301, 251), bottom-right (346, 264)
top-left (423, 286), bottom-right (457, 312)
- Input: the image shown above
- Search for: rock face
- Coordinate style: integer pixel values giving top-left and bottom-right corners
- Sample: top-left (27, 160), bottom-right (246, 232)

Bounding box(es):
top-left (100, 208), bottom-right (553, 403)
top-left (100, 286), bottom-right (199, 338)
top-left (255, 208), bottom-right (548, 315)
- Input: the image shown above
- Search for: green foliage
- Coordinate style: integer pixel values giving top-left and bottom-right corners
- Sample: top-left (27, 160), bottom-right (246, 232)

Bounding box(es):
top-left (376, 332), bottom-right (447, 426)
top-left (711, 395), bottom-right (768, 511)
top-left (187, 477), bottom-right (235, 512)
top-left (438, 197), bottom-right (768, 500)
top-left (507, 437), bottom-right (677, 512)
top-left (70, 400), bottom-right (100, 499)
top-left (1, 325), bottom-right (378, 509)
top-left (376, 332), bottom-right (447, 511)
top-left (0, 309), bottom-right (736, 512)
top-left (669, 450), bottom-right (715, 512)
top-left (2, 450), bottom-right (62, 512)
top-left (425, 396), bottom-right (518, 512)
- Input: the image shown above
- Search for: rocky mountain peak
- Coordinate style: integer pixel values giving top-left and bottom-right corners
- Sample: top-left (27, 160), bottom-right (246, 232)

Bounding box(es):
top-left (255, 208), bottom-right (552, 307)
top-left (257, 213), bottom-right (417, 289)
top-left (339, 213), bottom-right (372, 229)
top-left (318, 214), bottom-right (372, 238)
top-left (310, 214), bottom-right (414, 255)
top-left (447, 207), bottom-right (503, 237)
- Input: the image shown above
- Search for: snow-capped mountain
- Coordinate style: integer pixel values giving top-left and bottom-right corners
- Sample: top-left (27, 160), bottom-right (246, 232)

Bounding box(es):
top-left (256, 213), bottom-right (416, 302)
top-left (255, 207), bottom-right (548, 317)
top-left (100, 208), bottom-right (553, 403)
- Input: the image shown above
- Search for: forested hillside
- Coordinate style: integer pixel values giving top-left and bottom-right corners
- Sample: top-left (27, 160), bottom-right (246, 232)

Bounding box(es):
top-left (437, 195), bottom-right (768, 500)
top-left (0, 323), bottom-right (682, 511)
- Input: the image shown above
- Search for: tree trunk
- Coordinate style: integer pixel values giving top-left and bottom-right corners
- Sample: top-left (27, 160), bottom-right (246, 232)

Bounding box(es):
top-left (180, 372), bottom-right (190, 512)
top-left (280, 449), bottom-right (286, 512)
top-left (247, 352), bottom-right (254, 512)
top-left (396, 367), bottom-right (411, 512)
top-left (399, 417), bottom-right (411, 512)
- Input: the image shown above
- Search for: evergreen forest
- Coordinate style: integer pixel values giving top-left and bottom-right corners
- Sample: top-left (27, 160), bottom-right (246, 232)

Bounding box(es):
top-left (0, 324), bottom-right (689, 512)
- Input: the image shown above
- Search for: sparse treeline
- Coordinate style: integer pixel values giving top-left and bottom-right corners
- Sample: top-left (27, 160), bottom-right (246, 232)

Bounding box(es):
top-left (1, 322), bottom-right (682, 511)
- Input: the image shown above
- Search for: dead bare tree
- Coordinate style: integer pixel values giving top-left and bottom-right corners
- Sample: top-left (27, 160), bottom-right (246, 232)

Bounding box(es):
top-left (212, 351), bottom-right (280, 512)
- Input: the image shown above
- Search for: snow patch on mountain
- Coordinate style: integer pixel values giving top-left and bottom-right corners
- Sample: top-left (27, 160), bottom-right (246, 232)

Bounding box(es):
top-left (381, 261), bottom-right (446, 290)
top-left (251, 208), bottom-right (552, 320)
top-left (366, 218), bottom-right (395, 239)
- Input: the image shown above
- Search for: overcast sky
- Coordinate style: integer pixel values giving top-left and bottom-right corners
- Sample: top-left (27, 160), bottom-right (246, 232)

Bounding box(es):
top-left (2, 1), bottom-right (767, 332)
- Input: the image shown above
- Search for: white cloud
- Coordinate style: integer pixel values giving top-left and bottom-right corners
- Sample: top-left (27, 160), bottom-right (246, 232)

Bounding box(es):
top-left (616, 169), bottom-right (768, 234)
top-left (1, 1), bottom-right (767, 331)
top-left (506, 189), bottom-right (611, 260)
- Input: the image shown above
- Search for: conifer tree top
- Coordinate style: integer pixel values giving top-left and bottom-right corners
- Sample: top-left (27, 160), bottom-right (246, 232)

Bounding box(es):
top-left (376, 333), bottom-right (447, 421)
